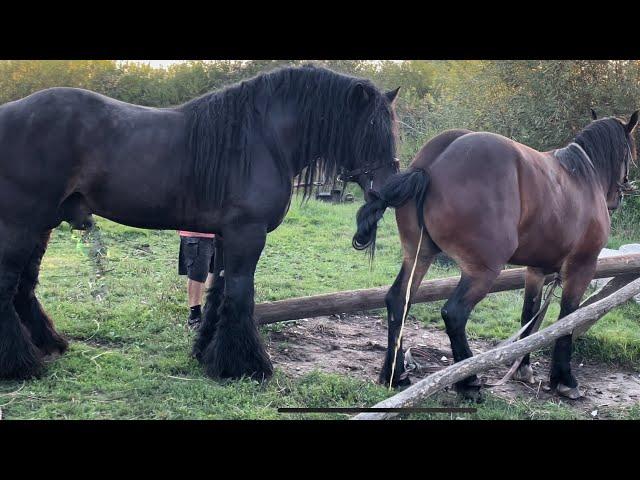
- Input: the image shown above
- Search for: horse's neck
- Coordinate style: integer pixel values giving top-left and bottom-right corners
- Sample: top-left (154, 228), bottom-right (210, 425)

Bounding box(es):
top-left (269, 107), bottom-right (323, 179)
top-left (554, 142), bottom-right (611, 197)
top-left (264, 99), bottom-right (346, 183)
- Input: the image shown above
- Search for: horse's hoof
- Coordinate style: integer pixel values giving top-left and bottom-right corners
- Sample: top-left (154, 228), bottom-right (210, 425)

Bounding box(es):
top-left (204, 356), bottom-right (274, 382)
top-left (391, 375), bottom-right (411, 389)
top-left (456, 387), bottom-right (484, 403)
top-left (0, 326), bottom-right (44, 380)
top-left (191, 340), bottom-right (206, 363)
top-left (42, 351), bottom-right (63, 362)
top-left (0, 350), bottom-right (43, 380)
top-left (557, 383), bottom-right (583, 400)
top-left (467, 376), bottom-right (483, 387)
top-left (36, 336), bottom-right (68, 358)
top-left (202, 336), bottom-right (274, 382)
top-left (455, 378), bottom-right (484, 403)
top-left (191, 331), bottom-right (213, 364)
top-left (379, 364), bottom-right (411, 389)
top-left (513, 364), bottom-right (536, 384)
top-left (205, 360), bottom-right (273, 382)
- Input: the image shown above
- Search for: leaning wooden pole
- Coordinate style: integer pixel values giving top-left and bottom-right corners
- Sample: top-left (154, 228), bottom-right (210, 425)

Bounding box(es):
top-left (255, 253), bottom-right (640, 325)
top-left (351, 277), bottom-right (640, 420)
top-left (573, 272), bottom-right (640, 339)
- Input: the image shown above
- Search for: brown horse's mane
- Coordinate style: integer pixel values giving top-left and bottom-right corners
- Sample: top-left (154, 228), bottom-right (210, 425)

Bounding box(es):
top-left (555, 117), bottom-right (634, 192)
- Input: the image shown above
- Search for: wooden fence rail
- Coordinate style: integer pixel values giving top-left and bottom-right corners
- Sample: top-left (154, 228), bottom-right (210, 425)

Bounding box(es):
top-left (255, 253), bottom-right (640, 324)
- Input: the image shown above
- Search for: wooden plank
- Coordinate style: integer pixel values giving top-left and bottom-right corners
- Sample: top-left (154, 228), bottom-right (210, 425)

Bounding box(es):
top-left (572, 272), bottom-right (640, 339)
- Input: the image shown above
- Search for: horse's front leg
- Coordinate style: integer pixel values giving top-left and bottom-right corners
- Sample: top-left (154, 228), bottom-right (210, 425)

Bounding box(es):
top-left (14, 230), bottom-right (68, 359)
top-left (549, 255), bottom-right (598, 400)
top-left (200, 224), bottom-right (273, 381)
top-left (442, 267), bottom-right (499, 402)
top-left (192, 236), bottom-right (225, 361)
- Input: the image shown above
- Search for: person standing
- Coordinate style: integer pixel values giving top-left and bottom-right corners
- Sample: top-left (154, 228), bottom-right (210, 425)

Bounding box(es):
top-left (177, 230), bottom-right (216, 329)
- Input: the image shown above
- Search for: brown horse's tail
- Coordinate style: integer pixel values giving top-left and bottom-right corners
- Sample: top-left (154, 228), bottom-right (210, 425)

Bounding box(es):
top-left (353, 168), bottom-right (429, 255)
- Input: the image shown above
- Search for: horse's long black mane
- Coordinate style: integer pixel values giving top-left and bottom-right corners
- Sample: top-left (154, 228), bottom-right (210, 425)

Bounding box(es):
top-left (555, 117), bottom-right (633, 192)
top-left (180, 64), bottom-right (397, 207)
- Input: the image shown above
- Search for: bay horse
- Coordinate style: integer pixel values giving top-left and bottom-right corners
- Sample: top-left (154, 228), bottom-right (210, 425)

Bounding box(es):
top-left (0, 64), bottom-right (401, 381)
top-left (354, 112), bottom-right (638, 400)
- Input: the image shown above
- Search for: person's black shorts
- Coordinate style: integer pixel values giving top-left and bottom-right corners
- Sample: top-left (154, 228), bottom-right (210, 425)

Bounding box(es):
top-left (178, 236), bottom-right (215, 283)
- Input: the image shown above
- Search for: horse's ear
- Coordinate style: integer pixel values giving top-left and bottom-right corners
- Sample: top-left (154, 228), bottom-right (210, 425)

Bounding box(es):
top-left (627, 110), bottom-right (639, 133)
top-left (349, 83), bottom-right (371, 109)
top-left (385, 87), bottom-right (401, 104)
top-left (590, 108), bottom-right (598, 120)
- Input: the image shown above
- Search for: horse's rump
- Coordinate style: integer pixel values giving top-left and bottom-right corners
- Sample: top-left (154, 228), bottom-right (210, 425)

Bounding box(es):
top-left (410, 128), bottom-right (474, 169)
top-left (354, 129), bottom-right (473, 254)
top-left (0, 87), bottom-right (191, 231)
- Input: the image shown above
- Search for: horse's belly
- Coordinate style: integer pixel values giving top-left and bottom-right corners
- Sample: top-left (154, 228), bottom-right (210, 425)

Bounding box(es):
top-left (508, 248), bottom-right (565, 271)
top-left (510, 224), bottom-right (574, 270)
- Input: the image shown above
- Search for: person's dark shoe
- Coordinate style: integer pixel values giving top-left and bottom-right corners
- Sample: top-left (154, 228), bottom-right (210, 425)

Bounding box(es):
top-left (188, 305), bottom-right (202, 331)
top-left (187, 315), bottom-right (201, 331)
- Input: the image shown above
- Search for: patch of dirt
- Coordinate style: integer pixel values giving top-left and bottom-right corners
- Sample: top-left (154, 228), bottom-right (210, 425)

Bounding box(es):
top-left (265, 314), bottom-right (640, 417)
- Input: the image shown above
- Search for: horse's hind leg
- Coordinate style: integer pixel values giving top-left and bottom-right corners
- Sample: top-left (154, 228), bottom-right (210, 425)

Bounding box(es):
top-left (380, 201), bottom-right (439, 388)
top-left (0, 226), bottom-right (42, 379)
top-left (513, 267), bottom-right (545, 384)
top-left (13, 230), bottom-right (68, 359)
top-left (549, 255), bottom-right (598, 400)
top-left (193, 236), bottom-right (224, 361)
top-left (380, 240), bottom-right (436, 388)
top-left (442, 266), bottom-right (500, 401)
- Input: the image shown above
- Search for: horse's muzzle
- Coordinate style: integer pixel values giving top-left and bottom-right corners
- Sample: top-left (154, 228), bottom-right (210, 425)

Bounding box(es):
top-left (608, 195), bottom-right (623, 212)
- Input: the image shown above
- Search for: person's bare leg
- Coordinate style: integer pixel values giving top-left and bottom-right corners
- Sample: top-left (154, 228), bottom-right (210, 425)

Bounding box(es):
top-left (187, 279), bottom-right (205, 329)
top-left (187, 279), bottom-right (206, 308)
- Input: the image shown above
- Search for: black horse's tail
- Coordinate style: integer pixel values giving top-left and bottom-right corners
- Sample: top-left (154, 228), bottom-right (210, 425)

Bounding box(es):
top-left (352, 168), bottom-right (430, 256)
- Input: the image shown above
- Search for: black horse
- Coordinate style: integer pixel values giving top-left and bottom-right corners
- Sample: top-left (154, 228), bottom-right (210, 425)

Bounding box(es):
top-left (0, 65), bottom-right (400, 381)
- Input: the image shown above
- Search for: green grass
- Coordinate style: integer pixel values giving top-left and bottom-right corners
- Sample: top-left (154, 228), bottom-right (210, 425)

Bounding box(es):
top-left (1, 198), bottom-right (639, 419)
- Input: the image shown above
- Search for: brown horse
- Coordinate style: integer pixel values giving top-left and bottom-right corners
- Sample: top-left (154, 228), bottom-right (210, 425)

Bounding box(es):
top-left (354, 112), bottom-right (638, 400)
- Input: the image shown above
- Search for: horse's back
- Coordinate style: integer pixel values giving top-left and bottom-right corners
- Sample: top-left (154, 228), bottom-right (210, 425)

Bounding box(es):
top-left (0, 88), bottom-right (104, 144)
top-left (0, 87), bottom-right (182, 155)
top-left (0, 87), bottom-right (166, 137)
top-left (0, 88), bottom-right (110, 171)
top-left (428, 131), bottom-right (540, 203)
top-left (1, 86), bottom-right (153, 111)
